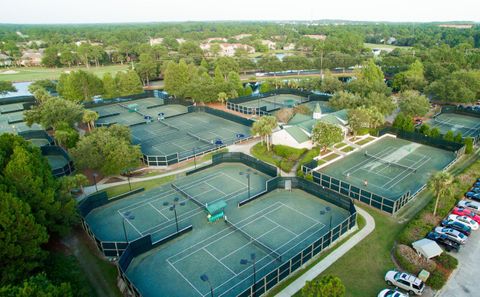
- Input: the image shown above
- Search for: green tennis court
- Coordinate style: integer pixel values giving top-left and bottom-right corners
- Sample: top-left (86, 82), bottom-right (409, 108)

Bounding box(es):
top-left (425, 113), bottom-right (480, 138)
top-left (319, 135), bottom-right (456, 199)
top-left (46, 154), bottom-right (69, 170)
top-left (239, 94), bottom-right (307, 112)
top-left (0, 103), bottom-right (24, 113)
top-left (130, 111), bottom-right (251, 157)
top-left (28, 138), bottom-right (51, 147)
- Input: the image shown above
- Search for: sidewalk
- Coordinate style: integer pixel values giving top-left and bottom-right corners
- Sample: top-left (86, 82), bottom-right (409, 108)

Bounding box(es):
top-left (275, 207), bottom-right (375, 297)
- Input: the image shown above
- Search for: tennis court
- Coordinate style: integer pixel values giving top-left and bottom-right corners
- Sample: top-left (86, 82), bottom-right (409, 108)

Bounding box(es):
top-left (0, 103), bottom-right (24, 113)
top-left (426, 113), bottom-right (480, 138)
top-left (46, 154), bottom-right (69, 170)
top-left (125, 188), bottom-right (348, 297)
top-left (130, 111), bottom-right (251, 158)
top-left (239, 94), bottom-right (307, 112)
top-left (85, 163), bottom-right (270, 243)
top-left (319, 135), bottom-right (456, 199)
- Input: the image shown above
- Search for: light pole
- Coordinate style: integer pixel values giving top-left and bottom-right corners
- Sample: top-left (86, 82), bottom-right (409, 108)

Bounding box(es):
top-left (321, 206), bottom-right (332, 241)
top-left (92, 173), bottom-right (98, 192)
top-left (122, 211), bottom-right (135, 243)
top-left (200, 274), bottom-right (214, 297)
top-left (240, 253), bottom-right (257, 289)
top-left (163, 197), bottom-right (185, 232)
top-left (123, 169), bottom-right (132, 191)
top-left (239, 169), bottom-right (257, 199)
top-left (193, 147), bottom-right (197, 169)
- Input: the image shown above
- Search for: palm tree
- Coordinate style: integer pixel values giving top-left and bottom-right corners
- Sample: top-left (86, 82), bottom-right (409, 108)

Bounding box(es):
top-left (217, 92), bottom-right (228, 105)
top-left (82, 110), bottom-right (99, 132)
top-left (428, 171), bottom-right (453, 216)
top-left (251, 116), bottom-right (277, 151)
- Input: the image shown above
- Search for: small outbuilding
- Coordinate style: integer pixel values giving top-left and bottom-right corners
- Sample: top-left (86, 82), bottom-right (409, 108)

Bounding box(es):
top-left (412, 238), bottom-right (443, 259)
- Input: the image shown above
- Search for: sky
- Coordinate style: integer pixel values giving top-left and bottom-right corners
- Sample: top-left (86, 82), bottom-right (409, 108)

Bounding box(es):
top-left (1, 0), bottom-right (479, 24)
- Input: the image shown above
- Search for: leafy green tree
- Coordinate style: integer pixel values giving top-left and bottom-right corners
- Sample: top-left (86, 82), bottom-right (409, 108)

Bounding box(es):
top-left (0, 273), bottom-right (72, 297)
top-left (453, 132), bottom-right (463, 143)
top-left (392, 112), bottom-right (414, 132)
top-left (77, 43), bottom-right (93, 68)
top-left (426, 70), bottom-right (480, 104)
top-left (24, 98), bottom-right (84, 131)
top-left (57, 70), bottom-right (103, 102)
top-left (302, 275), bottom-right (345, 297)
top-left (244, 85), bottom-right (253, 96)
top-left (215, 57), bottom-right (239, 79)
top-left (464, 137), bottom-right (474, 154)
top-left (328, 91), bottom-right (361, 111)
top-left (217, 92), bottom-right (228, 104)
top-left (116, 70), bottom-right (144, 96)
top-left (0, 134), bottom-right (77, 236)
top-left (320, 71), bottom-right (343, 93)
top-left (398, 90), bottom-right (430, 117)
top-left (82, 110), bottom-right (99, 131)
top-left (346, 59), bottom-right (391, 97)
top-left (259, 81), bottom-right (273, 93)
top-left (347, 108), bottom-right (371, 139)
top-left (54, 122), bottom-right (79, 149)
top-left (418, 123), bottom-right (431, 136)
top-left (430, 127), bottom-right (441, 138)
top-left (102, 72), bottom-right (119, 99)
top-left (59, 50), bottom-right (76, 67)
top-left (0, 81), bottom-right (16, 95)
top-left (365, 106), bottom-right (385, 130)
top-left (0, 191), bottom-right (48, 285)
top-left (32, 88), bottom-right (54, 104)
top-left (41, 46), bottom-right (60, 67)
top-left (71, 125), bottom-right (142, 176)
top-left (164, 60), bottom-right (193, 97)
top-left (393, 60), bottom-right (427, 91)
top-left (444, 130), bottom-right (455, 142)
top-left (428, 171), bottom-right (453, 216)
top-left (135, 53), bottom-right (157, 85)
top-left (364, 92), bottom-right (396, 116)
top-left (311, 122), bottom-right (343, 152)
top-left (251, 116), bottom-right (277, 151)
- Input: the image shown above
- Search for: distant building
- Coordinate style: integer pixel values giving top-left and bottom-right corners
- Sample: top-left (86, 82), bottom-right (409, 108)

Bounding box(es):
top-left (261, 40), bottom-right (276, 50)
top-left (205, 37), bottom-right (227, 43)
top-left (438, 24), bottom-right (473, 29)
top-left (283, 43), bottom-right (296, 51)
top-left (176, 38), bottom-right (186, 44)
top-left (304, 34), bottom-right (327, 40)
top-left (232, 34), bottom-right (252, 40)
top-left (200, 43), bottom-right (255, 57)
top-left (20, 49), bottom-right (44, 66)
top-left (379, 37), bottom-right (397, 45)
top-left (149, 37), bottom-right (164, 46)
top-left (0, 53), bottom-right (12, 67)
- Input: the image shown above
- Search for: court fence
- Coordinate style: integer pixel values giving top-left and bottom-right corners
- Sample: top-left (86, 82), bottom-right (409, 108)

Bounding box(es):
top-left (110, 170), bottom-right (356, 297)
top-left (441, 105), bottom-right (480, 118)
top-left (226, 88), bottom-right (331, 116)
top-left (40, 145), bottom-right (75, 178)
top-left (302, 129), bottom-right (463, 215)
top-left (19, 130), bottom-right (54, 146)
top-left (142, 108), bottom-right (255, 167)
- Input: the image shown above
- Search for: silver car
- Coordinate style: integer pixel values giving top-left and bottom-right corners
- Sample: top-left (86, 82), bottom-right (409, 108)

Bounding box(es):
top-left (434, 226), bottom-right (468, 244)
top-left (458, 200), bottom-right (480, 214)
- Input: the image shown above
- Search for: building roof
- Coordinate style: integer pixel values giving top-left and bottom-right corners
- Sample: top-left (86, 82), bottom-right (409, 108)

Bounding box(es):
top-left (285, 126), bottom-right (310, 143)
top-left (412, 239), bottom-right (443, 259)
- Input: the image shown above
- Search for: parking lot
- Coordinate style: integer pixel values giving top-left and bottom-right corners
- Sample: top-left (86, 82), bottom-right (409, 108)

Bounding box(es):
top-left (438, 229), bottom-right (480, 297)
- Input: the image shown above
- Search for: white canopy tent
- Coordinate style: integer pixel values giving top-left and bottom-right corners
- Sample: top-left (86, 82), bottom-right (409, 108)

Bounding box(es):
top-left (412, 238), bottom-right (443, 259)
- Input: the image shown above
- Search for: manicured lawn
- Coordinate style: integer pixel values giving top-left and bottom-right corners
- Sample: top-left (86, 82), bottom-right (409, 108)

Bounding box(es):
top-left (103, 175), bottom-right (175, 198)
top-left (0, 64), bottom-right (129, 82)
top-left (265, 214), bottom-right (367, 297)
top-left (364, 43), bottom-right (413, 50)
top-left (355, 136), bottom-right (376, 146)
top-left (293, 206), bottom-right (404, 297)
top-left (340, 146), bottom-right (354, 153)
top-left (334, 142), bottom-right (347, 149)
top-left (322, 153), bottom-right (340, 162)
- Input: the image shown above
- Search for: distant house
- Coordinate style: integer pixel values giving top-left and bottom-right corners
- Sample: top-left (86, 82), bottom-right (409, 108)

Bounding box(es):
top-left (232, 34), bottom-right (252, 40)
top-left (379, 37), bottom-right (397, 45)
top-left (20, 49), bottom-right (44, 66)
top-left (205, 37), bottom-right (227, 43)
top-left (149, 37), bottom-right (164, 46)
top-left (283, 43), bottom-right (296, 51)
top-left (438, 24), bottom-right (473, 29)
top-left (272, 103), bottom-right (349, 149)
top-left (304, 34), bottom-right (327, 40)
top-left (261, 40), bottom-right (276, 50)
top-left (201, 43), bottom-right (255, 57)
top-left (176, 38), bottom-right (186, 44)
top-left (0, 53), bottom-right (12, 67)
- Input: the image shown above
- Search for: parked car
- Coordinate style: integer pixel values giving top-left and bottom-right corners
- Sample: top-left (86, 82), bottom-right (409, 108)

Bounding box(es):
top-left (466, 191), bottom-right (480, 201)
top-left (426, 231), bottom-right (460, 252)
top-left (475, 181), bottom-right (480, 187)
top-left (434, 227), bottom-right (468, 244)
top-left (458, 200), bottom-right (480, 214)
top-left (448, 214), bottom-right (479, 230)
top-left (385, 270), bottom-right (425, 295)
top-left (441, 219), bottom-right (471, 236)
top-left (470, 187), bottom-right (480, 193)
top-left (378, 288), bottom-right (409, 297)
top-left (452, 207), bottom-right (480, 224)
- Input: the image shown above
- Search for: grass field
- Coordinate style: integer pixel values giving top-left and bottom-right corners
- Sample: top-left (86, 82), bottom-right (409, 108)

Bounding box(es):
top-left (0, 64), bottom-right (129, 82)
top-left (364, 43), bottom-right (413, 50)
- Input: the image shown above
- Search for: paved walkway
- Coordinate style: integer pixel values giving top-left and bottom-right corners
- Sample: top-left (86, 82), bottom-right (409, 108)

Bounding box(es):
top-left (275, 207), bottom-right (375, 297)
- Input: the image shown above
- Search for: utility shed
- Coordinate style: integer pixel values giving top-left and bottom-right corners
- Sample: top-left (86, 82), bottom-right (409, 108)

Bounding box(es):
top-left (412, 239), bottom-right (443, 259)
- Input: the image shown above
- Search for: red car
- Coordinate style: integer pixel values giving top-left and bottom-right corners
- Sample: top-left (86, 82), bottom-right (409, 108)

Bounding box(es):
top-left (452, 207), bottom-right (480, 224)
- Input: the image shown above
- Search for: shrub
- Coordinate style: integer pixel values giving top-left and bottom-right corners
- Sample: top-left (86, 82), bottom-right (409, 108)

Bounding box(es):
top-left (395, 244), bottom-right (436, 274)
top-left (435, 253), bottom-right (458, 270)
top-left (305, 174), bottom-right (314, 181)
top-left (464, 137), bottom-right (474, 154)
top-left (426, 269), bottom-right (447, 290)
top-left (273, 145), bottom-right (306, 159)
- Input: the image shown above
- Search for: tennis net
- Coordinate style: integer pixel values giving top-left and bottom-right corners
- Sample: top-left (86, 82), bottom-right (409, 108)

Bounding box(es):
top-left (118, 103), bottom-right (149, 118)
top-left (187, 131), bottom-right (212, 145)
top-left (171, 183), bottom-right (206, 210)
top-left (262, 98), bottom-right (289, 108)
top-left (159, 120), bottom-right (180, 130)
top-left (364, 151), bottom-right (417, 172)
top-left (225, 219), bottom-right (282, 262)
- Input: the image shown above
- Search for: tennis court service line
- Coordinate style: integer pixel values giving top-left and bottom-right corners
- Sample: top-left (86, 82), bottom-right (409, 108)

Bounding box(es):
top-left (384, 154), bottom-right (431, 190)
top-left (342, 146), bottom-right (396, 176)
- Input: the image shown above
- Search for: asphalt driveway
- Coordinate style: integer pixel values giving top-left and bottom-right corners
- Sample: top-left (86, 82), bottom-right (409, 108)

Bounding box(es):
top-left (438, 227), bottom-right (480, 297)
